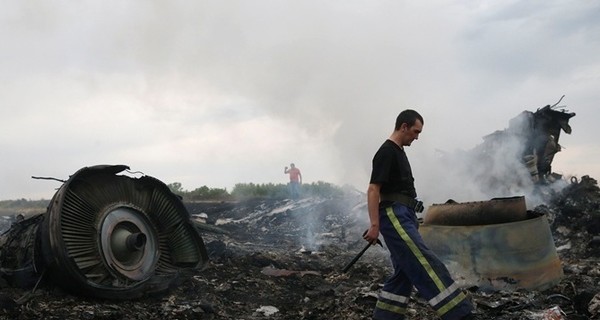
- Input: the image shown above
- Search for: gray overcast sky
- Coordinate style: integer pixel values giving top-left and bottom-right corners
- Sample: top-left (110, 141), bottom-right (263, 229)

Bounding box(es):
top-left (1, 1), bottom-right (599, 202)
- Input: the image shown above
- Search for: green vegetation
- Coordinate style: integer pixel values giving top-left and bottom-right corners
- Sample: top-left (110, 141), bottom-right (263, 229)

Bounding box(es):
top-left (0, 199), bottom-right (49, 216)
top-left (168, 181), bottom-right (346, 201)
top-left (167, 182), bottom-right (230, 200)
top-left (0, 181), bottom-right (349, 214)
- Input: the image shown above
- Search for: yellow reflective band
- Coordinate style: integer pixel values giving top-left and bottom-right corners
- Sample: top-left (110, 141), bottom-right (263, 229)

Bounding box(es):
top-left (379, 290), bottom-right (409, 304)
top-left (429, 281), bottom-right (460, 306)
top-left (385, 207), bottom-right (445, 291)
top-left (436, 292), bottom-right (467, 316)
top-left (376, 300), bottom-right (407, 315)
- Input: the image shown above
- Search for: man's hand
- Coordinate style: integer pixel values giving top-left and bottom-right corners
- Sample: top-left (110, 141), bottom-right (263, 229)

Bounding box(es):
top-left (363, 225), bottom-right (380, 244)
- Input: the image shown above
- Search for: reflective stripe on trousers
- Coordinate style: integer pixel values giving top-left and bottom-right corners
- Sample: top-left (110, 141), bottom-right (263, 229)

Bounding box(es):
top-left (373, 204), bottom-right (473, 320)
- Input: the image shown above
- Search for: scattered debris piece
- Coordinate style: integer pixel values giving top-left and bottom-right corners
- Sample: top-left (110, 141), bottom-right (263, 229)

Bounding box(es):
top-left (261, 266), bottom-right (321, 277)
top-left (256, 305), bottom-right (279, 316)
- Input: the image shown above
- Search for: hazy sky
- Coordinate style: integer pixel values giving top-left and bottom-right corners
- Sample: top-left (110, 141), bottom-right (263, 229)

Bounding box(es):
top-left (1, 1), bottom-right (599, 202)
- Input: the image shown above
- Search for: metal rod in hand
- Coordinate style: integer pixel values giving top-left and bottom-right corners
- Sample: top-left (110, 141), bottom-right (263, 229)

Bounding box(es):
top-left (342, 242), bottom-right (373, 273)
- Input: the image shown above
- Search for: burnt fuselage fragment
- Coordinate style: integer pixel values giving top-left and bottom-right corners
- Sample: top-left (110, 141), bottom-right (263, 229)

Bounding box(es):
top-left (476, 104), bottom-right (575, 184)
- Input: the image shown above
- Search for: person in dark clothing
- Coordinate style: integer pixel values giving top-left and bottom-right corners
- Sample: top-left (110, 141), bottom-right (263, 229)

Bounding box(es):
top-left (364, 109), bottom-right (475, 320)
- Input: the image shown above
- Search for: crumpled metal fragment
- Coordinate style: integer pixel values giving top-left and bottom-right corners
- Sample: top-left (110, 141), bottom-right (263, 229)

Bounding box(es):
top-left (588, 292), bottom-right (600, 318)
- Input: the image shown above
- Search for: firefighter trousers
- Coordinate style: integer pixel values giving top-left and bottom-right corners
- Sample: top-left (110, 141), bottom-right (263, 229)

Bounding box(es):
top-left (373, 203), bottom-right (473, 320)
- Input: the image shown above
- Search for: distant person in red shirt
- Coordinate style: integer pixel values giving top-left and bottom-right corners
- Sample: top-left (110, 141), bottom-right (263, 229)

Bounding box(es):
top-left (284, 163), bottom-right (302, 199)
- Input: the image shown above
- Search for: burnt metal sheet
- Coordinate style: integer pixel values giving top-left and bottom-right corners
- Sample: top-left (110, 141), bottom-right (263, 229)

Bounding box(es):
top-left (420, 215), bottom-right (563, 291)
top-left (423, 196), bottom-right (528, 226)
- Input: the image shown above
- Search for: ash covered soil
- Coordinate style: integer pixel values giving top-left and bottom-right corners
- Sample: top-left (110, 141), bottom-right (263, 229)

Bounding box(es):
top-left (2, 178), bottom-right (600, 320)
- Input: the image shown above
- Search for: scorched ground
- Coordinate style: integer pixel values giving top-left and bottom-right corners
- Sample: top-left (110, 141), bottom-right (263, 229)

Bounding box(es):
top-left (1, 177), bottom-right (600, 319)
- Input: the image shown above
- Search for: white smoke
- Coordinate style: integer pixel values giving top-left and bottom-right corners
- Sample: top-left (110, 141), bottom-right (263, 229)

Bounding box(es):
top-left (418, 111), bottom-right (570, 210)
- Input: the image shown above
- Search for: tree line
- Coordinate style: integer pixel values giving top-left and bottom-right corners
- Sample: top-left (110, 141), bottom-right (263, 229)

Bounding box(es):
top-left (0, 181), bottom-right (349, 211)
top-left (167, 181), bottom-right (347, 201)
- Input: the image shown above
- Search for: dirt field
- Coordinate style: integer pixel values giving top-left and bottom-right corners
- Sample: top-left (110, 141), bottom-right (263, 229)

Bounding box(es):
top-left (1, 178), bottom-right (599, 319)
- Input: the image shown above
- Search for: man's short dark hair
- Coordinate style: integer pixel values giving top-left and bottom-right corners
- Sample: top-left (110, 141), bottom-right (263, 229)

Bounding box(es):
top-left (395, 109), bottom-right (424, 130)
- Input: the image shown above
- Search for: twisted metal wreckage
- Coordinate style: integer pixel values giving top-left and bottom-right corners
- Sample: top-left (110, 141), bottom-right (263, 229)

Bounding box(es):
top-left (421, 100), bottom-right (576, 291)
top-left (0, 165), bottom-right (208, 299)
top-left (0, 99), bottom-right (576, 300)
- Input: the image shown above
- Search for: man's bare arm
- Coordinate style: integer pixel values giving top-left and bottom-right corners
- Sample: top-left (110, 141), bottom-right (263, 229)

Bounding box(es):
top-left (364, 183), bottom-right (381, 243)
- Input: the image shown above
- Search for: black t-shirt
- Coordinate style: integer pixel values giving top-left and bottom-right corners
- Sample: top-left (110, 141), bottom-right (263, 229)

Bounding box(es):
top-left (369, 139), bottom-right (417, 198)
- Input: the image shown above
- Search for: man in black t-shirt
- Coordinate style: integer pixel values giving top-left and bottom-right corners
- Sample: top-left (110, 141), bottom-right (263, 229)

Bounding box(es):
top-left (364, 110), bottom-right (475, 320)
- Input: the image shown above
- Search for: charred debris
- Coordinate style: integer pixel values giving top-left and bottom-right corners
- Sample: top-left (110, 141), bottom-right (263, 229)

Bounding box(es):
top-left (1, 100), bottom-right (599, 319)
top-left (0, 165), bottom-right (208, 299)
